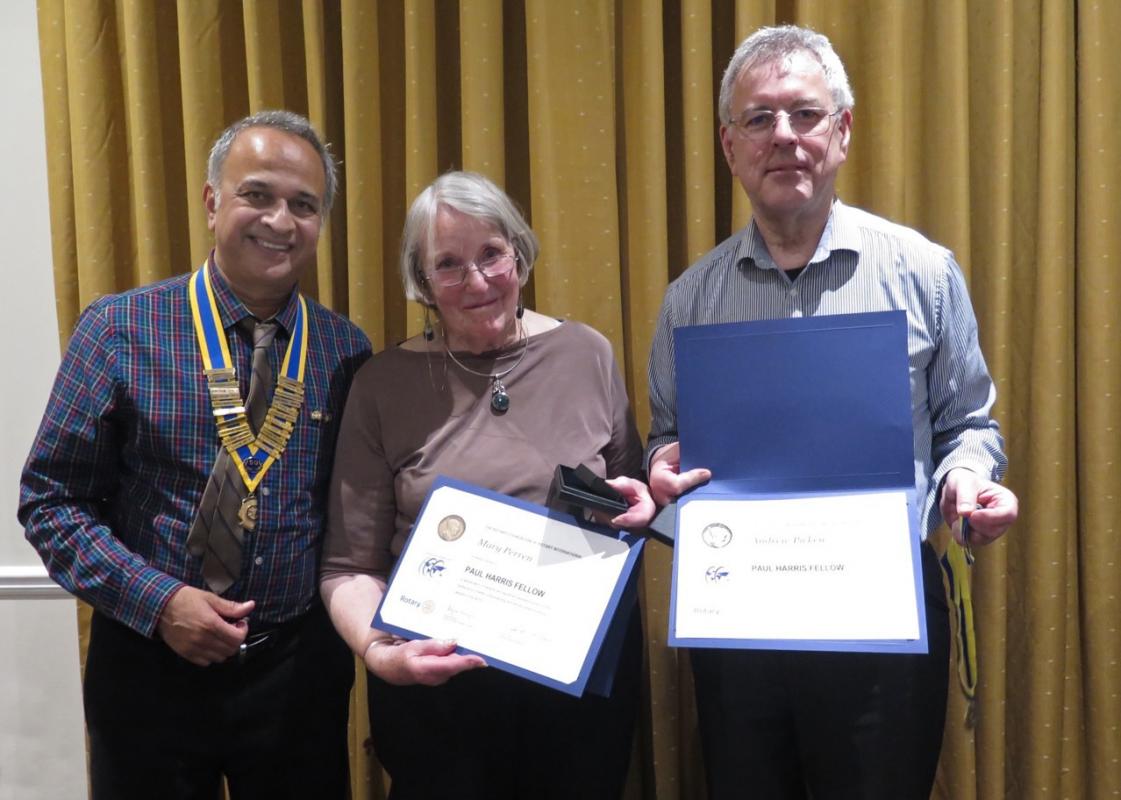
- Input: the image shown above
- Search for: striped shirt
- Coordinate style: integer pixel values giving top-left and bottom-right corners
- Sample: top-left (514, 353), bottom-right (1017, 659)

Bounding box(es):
top-left (648, 200), bottom-right (1007, 538)
top-left (19, 261), bottom-right (371, 636)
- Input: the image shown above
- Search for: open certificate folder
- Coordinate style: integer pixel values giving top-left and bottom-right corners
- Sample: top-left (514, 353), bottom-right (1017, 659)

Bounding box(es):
top-left (374, 476), bottom-right (644, 697)
top-left (669, 311), bottom-right (928, 653)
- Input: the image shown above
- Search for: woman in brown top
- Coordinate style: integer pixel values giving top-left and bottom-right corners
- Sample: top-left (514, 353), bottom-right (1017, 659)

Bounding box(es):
top-left (320, 171), bottom-right (653, 799)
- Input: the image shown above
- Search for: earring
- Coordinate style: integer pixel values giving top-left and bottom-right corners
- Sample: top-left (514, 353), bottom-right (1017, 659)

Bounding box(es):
top-left (516, 293), bottom-right (525, 319)
top-left (423, 306), bottom-right (435, 341)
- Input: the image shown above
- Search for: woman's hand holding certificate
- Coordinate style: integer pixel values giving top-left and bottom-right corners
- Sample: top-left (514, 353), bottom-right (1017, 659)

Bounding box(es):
top-left (363, 635), bottom-right (487, 687)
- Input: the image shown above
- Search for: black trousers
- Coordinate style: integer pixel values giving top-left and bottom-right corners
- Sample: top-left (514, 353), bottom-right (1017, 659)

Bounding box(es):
top-left (691, 542), bottom-right (951, 800)
top-left (84, 602), bottom-right (353, 800)
top-left (367, 608), bottom-right (642, 800)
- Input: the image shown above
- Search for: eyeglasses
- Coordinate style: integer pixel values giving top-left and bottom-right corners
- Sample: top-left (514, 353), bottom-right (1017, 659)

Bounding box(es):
top-left (729, 107), bottom-right (841, 141)
top-left (426, 250), bottom-right (517, 287)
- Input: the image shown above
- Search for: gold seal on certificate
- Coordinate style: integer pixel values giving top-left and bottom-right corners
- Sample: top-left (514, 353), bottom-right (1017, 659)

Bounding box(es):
top-left (701, 522), bottom-right (733, 548)
top-left (437, 514), bottom-right (466, 542)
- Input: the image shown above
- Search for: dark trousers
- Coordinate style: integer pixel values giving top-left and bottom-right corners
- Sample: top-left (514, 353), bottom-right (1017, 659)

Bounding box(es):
top-left (84, 602), bottom-right (353, 800)
top-left (691, 542), bottom-right (951, 800)
top-left (367, 609), bottom-right (642, 800)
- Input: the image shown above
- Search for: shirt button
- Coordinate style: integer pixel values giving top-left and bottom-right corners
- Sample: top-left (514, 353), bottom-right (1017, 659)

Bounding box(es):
top-left (260, 487), bottom-right (270, 496)
top-left (254, 556), bottom-right (264, 566)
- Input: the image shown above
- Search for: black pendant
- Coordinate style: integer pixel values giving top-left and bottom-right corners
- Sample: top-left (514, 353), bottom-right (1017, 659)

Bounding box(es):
top-left (490, 380), bottom-right (510, 413)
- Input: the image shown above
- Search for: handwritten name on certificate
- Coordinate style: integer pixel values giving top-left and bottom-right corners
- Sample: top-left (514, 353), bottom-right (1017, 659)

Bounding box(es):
top-left (673, 491), bottom-right (921, 643)
top-left (377, 484), bottom-right (634, 686)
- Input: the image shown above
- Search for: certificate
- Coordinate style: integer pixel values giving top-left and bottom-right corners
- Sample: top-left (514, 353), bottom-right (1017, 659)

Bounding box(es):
top-left (669, 311), bottom-right (928, 653)
top-left (673, 491), bottom-right (923, 648)
top-left (373, 476), bottom-right (644, 696)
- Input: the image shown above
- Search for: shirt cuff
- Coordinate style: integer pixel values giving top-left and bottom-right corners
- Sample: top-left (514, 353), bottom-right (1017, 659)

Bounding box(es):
top-left (645, 436), bottom-right (678, 477)
top-left (114, 567), bottom-right (187, 638)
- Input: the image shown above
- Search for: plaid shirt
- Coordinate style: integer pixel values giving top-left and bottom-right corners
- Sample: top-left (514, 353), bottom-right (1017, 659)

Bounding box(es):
top-left (19, 263), bottom-right (371, 636)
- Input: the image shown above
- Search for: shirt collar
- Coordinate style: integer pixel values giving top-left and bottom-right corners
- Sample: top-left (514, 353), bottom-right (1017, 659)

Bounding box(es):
top-left (825, 199), bottom-right (863, 257)
top-left (736, 199), bottom-right (862, 273)
top-left (207, 251), bottom-right (300, 336)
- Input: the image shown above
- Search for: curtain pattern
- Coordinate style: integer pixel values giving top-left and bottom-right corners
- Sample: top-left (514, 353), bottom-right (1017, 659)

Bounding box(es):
top-left (36, 1), bottom-right (1120, 797)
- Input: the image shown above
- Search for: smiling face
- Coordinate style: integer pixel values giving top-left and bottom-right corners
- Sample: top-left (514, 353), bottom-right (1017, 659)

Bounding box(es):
top-left (720, 50), bottom-right (851, 231)
top-left (424, 206), bottom-right (520, 354)
top-left (204, 126), bottom-right (326, 317)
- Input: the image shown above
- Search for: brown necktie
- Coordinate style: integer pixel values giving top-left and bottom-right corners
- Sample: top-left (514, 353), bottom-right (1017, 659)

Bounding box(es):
top-left (187, 319), bottom-right (278, 593)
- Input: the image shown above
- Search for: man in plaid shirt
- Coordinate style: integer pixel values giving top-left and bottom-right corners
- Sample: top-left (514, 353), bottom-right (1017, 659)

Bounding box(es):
top-left (19, 110), bottom-right (370, 799)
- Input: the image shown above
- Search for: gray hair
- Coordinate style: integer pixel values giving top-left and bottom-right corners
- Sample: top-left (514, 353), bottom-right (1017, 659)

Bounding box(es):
top-left (207, 110), bottom-right (338, 215)
top-left (719, 25), bottom-right (855, 124)
top-left (400, 171), bottom-right (539, 304)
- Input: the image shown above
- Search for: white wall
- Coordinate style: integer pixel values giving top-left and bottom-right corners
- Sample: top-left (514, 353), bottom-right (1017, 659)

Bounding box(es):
top-left (0, 2), bottom-right (89, 798)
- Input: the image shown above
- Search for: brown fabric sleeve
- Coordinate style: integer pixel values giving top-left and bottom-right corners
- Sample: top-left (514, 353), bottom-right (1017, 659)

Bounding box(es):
top-left (601, 347), bottom-right (644, 482)
top-left (320, 360), bottom-right (398, 579)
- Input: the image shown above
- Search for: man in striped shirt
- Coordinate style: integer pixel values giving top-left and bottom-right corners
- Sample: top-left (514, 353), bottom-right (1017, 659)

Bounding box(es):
top-left (647, 25), bottom-right (1019, 800)
top-left (19, 111), bottom-right (370, 798)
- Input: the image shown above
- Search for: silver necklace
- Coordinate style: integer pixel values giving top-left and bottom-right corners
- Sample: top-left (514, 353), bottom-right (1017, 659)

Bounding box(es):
top-left (443, 326), bottom-right (529, 413)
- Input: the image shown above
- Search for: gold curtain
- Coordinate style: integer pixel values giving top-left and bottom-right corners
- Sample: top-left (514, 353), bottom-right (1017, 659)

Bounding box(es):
top-left (36, 1), bottom-right (1120, 798)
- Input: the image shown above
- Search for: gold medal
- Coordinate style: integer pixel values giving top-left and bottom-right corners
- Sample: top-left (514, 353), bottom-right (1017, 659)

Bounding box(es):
top-left (238, 494), bottom-right (259, 531)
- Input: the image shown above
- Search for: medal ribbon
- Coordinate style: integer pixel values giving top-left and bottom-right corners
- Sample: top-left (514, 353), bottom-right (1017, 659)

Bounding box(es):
top-left (939, 539), bottom-right (977, 726)
top-left (189, 261), bottom-right (308, 492)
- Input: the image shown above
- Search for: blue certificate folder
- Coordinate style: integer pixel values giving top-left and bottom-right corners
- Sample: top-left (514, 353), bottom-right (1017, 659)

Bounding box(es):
top-left (670, 311), bottom-right (928, 653)
top-left (372, 476), bottom-right (644, 698)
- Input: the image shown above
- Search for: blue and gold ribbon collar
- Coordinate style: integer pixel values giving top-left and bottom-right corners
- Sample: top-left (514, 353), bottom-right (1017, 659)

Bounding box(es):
top-left (189, 260), bottom-right (308, 492)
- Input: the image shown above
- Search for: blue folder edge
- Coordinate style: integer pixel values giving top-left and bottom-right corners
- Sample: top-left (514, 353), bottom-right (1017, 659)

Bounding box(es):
top-left (372, 474), bottom-right (645, 697)
top-left (668, 311), bottom-right (928, 654)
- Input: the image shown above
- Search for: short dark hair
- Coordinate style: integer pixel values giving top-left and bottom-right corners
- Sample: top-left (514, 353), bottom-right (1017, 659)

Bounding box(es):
top-left (207, 110), bottom-right (338, 215)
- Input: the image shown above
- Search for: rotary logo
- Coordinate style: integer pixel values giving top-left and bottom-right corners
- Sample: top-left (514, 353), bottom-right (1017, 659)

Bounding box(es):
top-left (704, 566), bottom-right (730, 583)
top-left (419, 557), bottom-right (447, 578)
